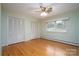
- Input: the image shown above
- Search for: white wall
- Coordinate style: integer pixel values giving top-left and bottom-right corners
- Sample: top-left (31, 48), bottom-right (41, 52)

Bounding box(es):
top-left (0, 4), bottom-right (2, 56)
top-left (41, 10), bottom-right (79, 46)
top-left (1, 5), bottom-right (40, 46)
top-left (1, 5), bottom-right (8, 46)
top-left (76, 10), bottom-right (79, 44)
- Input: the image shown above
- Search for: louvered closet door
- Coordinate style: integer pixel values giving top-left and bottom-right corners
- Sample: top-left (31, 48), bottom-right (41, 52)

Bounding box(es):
top-left (8, 16), bottom-right (25, 45)
top-left (16, 18), bottom-right (25, 43)
top-left (31, 22), bottom-right (38, 39)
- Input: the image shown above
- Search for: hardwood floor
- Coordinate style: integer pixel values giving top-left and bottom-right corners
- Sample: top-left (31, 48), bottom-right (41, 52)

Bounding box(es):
top-left (2, 38), bottom-right (79, 56)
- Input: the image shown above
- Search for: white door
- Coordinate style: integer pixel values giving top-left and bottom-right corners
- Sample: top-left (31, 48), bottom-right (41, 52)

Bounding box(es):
top-left (31, 21), bottom-right (38, 39)
top-left (16, 18), bottom-right (25, 43)
top-left (8, 16), bottom-right (25, 45)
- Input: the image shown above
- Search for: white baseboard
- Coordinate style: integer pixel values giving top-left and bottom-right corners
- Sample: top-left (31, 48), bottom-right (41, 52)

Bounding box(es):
top-left (0, 47), bottom-right (2, 56)
top-left (42, 37), bottom-right (79, 46)
top-left (2, 37), bottom-right (79, 47)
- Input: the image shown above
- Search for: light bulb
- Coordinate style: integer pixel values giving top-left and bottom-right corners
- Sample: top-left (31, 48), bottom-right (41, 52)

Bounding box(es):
top-left (40, 12), bottom-right (47, 16)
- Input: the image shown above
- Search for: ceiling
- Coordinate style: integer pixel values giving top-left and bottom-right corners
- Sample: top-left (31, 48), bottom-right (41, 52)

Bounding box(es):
top-left (2, 3), bottom-right (79, 19)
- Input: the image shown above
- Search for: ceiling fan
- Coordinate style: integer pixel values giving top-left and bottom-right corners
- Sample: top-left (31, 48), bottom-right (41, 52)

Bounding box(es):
top-left (33, 3), bottom-right (53, 16)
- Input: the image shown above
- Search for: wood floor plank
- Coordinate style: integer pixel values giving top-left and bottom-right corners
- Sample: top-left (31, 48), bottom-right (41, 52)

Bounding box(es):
top-left (2, 38), bottom-right (79, 56)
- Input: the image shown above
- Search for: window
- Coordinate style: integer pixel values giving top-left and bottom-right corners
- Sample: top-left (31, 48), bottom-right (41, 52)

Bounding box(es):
top-left (46, 18), bottom-right (68, 32)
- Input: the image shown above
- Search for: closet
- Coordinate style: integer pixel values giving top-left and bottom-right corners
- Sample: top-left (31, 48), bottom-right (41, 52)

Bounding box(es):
top-left (7, 16), bottom-right (25, 45)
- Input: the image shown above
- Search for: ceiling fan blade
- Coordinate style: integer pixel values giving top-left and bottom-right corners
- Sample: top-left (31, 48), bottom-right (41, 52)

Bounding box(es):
top-left (44, 7), bottom-right (52, 13)
top-left (45, 4), bottom-right (53, 13)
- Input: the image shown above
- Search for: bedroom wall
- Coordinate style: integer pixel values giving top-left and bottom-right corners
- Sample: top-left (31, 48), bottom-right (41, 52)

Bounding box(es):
top-left (41, 9), bottom-right (79, 46)
top-left (1, 5), bottom-right (40, 46)
top-left (76, 10), bottom-right (79, 44)
top-left (0, 4), bottom-right (2, 56)
top-left (1, 5), bottom-right (8, 46)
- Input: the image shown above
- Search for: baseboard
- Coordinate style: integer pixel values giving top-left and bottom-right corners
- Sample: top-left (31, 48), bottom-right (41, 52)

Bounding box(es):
top-left (2, 38), bottom-right (40, 47)
top-left (0, 48), bottom-right (2, 56)
top-left (2, 38), bottom-right (79, 47)
top-left (41, 38), bottom-right (79, 47)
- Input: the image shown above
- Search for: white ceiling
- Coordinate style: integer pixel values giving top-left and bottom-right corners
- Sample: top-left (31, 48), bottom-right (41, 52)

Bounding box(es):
top-left (2, 3), bottom-right (79, 19)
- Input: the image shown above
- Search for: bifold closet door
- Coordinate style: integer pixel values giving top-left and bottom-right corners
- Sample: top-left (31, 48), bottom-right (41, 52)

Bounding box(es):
top-left (8, 16), bottom-right (25, 45)
top-left (31, 22), bottom-right (38, 39)
top-left (16, 18), bottom-right (25, 43)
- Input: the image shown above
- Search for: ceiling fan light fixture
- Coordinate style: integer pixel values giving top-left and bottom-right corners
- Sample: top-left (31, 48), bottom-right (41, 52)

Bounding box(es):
top-left (40, 12), bottom-right (47, 16)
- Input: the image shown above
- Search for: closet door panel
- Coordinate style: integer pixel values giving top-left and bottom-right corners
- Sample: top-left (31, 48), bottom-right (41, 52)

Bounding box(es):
top-left (8, 16), bottom-right (25, 45)
top-left (31, 22), bottom-right (38, 39)
top-left (16, 19), bottom-right (24, 42)
top-left (8, 17), bottom-right (17, 44)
